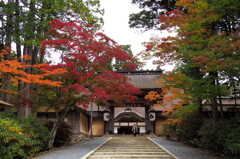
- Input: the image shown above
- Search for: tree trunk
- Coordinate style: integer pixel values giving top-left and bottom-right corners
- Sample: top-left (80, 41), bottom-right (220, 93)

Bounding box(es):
top-left (232, 78), bottom-right (238, 112)
top-left (209, 72), bottom-right (219, 123)
top-left (5, 0), bottom-right (13, 49)
top-left (18, 0), bottom-right (36, 117)
top-left (0, 3), bottom-right (5, 46)
top-left (48, 106), bottom-right (71, 149)
top-left (14, 0), bottom-right (21, 60)
top-left (17, 84), bottom-right (32, 117)
top-left (90, 102), bottom-right (93, 139)
top-left (216, 73), bottom-right (224, 119)
top-left (14, 0), bottom-right (26, 116)
top-left (218, 96), bottom-right (224, 119)
top-left (211, 98), bottom-right (219, 123)
top-left (2, 0), bottom-right (14, 102)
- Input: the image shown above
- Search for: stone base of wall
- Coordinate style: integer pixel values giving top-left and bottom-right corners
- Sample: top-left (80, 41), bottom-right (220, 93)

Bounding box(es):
top-left (71, 133), bottom-right (89, 143)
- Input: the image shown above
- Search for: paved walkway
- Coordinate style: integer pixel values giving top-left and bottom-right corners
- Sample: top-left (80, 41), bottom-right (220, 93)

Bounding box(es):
top-left (33, 136), bottom-right (223, 159)
top-left (33, 138), bottom-right (108, 159)
top-left (152, 137), bottom-right (223, 159)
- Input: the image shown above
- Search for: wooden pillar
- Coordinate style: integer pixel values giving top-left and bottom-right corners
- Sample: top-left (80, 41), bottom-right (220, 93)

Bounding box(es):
top-left (105, 121), bottom-right (108, 135)
top-left (145, 106), bottom-right (154, 134)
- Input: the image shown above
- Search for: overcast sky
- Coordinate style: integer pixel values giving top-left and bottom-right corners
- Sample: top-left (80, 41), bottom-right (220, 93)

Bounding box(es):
top-left (100, 0), bottom-right (174, 71)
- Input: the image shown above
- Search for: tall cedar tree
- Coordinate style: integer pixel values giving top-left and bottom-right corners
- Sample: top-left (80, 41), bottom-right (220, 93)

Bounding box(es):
top-left (129, 0), bottom-right (177, 30)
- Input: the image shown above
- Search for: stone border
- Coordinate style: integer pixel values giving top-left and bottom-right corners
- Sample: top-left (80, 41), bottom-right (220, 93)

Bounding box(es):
top-left (81, 137), bottom-right (112, 159)
top-left (147, 137), bottom-right (180, 159)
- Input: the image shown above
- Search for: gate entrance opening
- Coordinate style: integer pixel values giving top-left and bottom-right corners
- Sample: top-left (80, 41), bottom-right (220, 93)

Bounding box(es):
top-left (117, 126), bottom-right (133, 134)
top-left (114, 111), bottom-right (145, 134)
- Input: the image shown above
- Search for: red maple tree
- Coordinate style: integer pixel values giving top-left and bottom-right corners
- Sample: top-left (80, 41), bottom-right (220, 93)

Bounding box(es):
top-left (42, 20), bottom-right (141, 147)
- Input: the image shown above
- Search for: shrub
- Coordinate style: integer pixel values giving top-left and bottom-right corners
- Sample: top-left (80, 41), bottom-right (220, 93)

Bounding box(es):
top-left (224, 127), bottom-right (240, 159)
top-left (163, 121), bottom-right (178, 140)
top-left (198, 120), bottom-right (232, 152)
top-left (0, 112), bottom-right (50, 159)
top-left (175, 112), bottom-right (203, 146)
top-left (23, 116), bottom-right (51, 151)
top-left (224, 117), bottom-right (240, 158)
top-left (163, 104), bottom-right (240, 158)
top-left (197, 117), bottom-right (240, 157)
top-left (44, 120), bottom-right (72, 147)
top-left (163, 104), bottom-right (203, 145)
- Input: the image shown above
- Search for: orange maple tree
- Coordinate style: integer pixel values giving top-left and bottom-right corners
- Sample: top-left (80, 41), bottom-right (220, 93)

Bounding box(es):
top-left (0, 47), bottom-right (66, 95)
top-left (145, 72), bottom-right (189, 117)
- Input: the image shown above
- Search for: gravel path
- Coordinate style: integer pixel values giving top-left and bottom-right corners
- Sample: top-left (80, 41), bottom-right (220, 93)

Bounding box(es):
top-left (33, 138), bottom-right (108, 159)
top-left (152, 137), bottom-right (223, 159)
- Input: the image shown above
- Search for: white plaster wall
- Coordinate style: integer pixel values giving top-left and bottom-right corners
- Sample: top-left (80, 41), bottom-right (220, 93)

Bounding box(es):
top-left (139, 127), bottom-right (145, 133)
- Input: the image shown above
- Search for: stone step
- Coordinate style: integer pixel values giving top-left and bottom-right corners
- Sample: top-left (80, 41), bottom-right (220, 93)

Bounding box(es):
top-left (100, 147), bottom-right (158, 149)
top-left (87, 154), bottom-right (174, 159)
top-left (88, 158), bottom-right (172, 159)
top-left (93, 152), bottom-right (169, 155)
top-left (103, 145), bottom-right (156, 147)
top-left (101, 145), bottom-right (157, 147)
top-left (104, 143), bottom-right (154, 144)
top-left (105, 143), bottom-right (154, 145)
top-left (85, 137), bottom-right (176, 159)
top-left (96, 149), bottom-right (164, 152)
top-left (103, 145), bottom-right (156, 146)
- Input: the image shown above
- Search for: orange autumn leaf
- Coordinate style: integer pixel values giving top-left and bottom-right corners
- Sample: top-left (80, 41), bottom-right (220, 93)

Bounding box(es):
top-left (43, 68), bottom-right (67, 76)
top-left (0, 89), bottom-right (17, 94)
top-left (32, 64), bottom-right (50, 68)
top-left (16, 77), bottom-right (32, 83)
top-left (10, 77), bottom-right (19, 86)
top-left (21, 55), bottom-right (32, 61)
top-left (164, 118), bottom-right (182, 124)
top-left (0, 47), bottom-right (66, 95)
top-left (145, 91), bottom-right (161, 101)
top-left (145, 77), bottom-right (188, 115)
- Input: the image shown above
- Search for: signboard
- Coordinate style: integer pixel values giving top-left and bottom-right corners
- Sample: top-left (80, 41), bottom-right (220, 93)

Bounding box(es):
top-left (103, 113), bottom-right (110, 121)
top-left (149, 112), bottom-right (156, 121)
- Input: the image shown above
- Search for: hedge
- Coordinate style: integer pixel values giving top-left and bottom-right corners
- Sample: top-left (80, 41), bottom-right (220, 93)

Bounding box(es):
top-left (0, 112), bottom-right (50, 159)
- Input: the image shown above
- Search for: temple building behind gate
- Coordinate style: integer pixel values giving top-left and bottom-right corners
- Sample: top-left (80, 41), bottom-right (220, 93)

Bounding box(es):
top-left (38, 70), bottom-right (170, 136)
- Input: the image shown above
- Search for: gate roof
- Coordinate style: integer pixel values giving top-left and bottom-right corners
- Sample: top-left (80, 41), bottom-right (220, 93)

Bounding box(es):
top-left (118, 70), bottom-right (162, 89)
top-left (114, 112), bottom-right (145, 122)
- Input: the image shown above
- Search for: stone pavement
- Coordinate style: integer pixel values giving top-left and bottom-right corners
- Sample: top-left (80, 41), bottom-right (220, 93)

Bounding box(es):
top-left (33, 136), bottom-right (224, 159)
top-left (152, 137), bottom-right (223, 159)
top-left (33, 138), bottom-right (108, 159)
